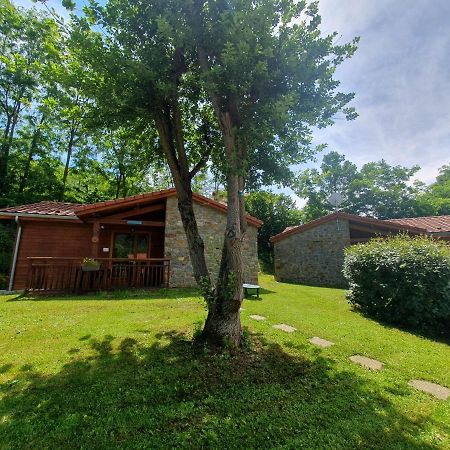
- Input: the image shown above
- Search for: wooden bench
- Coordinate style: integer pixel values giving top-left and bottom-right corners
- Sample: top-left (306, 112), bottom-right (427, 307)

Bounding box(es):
top-left (243, 283), bottom-right (260, 298)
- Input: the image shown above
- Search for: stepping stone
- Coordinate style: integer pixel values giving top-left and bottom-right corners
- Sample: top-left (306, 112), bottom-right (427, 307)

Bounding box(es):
top-left (349, 355), bottom-right (383, 371)
top-left (408, 380), bottom-right (450, 400)
top-left (249, 314), bottom-right (266, 321)
top-left (309, 337), bottom-right (334, 348)
top-left (273, 324), bottom-right (297, 333)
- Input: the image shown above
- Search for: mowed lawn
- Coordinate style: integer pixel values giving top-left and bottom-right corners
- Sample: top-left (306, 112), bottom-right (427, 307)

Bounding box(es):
top-left (0, 275), bottom-right (449, 449)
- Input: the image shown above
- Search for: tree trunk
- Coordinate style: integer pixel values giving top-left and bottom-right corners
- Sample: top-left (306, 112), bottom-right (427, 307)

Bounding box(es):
top-left (18, 115), bottom-right (45, 194)
top-left (0, 112), bottom-right (18, 196)
top-left (154, 111), bottom-right (211, 289)
top-left (201, 114), bottom-right (246, 348)
top-left (60, 126), bottom-right (76, 201)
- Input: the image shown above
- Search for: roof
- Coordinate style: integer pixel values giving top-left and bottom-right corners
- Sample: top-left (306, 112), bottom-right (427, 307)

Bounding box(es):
top-left (0, 201), bottom-right (80, 217)
top-left (387, 216), bottom-right (450, 233)
top-left (0, 189), bottom-right (263, 227)
top-left (270, 211), bottom-right (428, 243)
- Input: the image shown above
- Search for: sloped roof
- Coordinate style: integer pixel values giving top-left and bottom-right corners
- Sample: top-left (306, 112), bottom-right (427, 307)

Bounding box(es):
top-left (270, 211), bottom-right (427, 243)
top-left (387, 216), bottom-right (450, 233)
top-left (0, 189), bottom-right (263, 227)
top-left (0, 201), bottom-right (80, 217)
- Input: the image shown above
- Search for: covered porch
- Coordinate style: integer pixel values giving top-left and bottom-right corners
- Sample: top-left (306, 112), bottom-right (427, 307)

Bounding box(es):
top-left (27, 194), bottom-right (169, 293)
top-left (27, 257), bottom-right (170, 293)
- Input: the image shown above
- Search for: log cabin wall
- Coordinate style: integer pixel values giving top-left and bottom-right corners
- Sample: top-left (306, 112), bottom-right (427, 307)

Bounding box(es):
top-left (13, 220), bottom-right (92, 290)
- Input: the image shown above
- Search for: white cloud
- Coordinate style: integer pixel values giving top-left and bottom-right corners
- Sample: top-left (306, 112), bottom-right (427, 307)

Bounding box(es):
top-left (310, 0), bottom-right (450, 183)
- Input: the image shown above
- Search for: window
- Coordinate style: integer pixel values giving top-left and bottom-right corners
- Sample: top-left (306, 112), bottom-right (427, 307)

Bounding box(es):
top-left (113, 233), bottom-right (149, 259)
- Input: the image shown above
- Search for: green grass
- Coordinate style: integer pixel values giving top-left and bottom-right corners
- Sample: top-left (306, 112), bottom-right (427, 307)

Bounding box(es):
top-left (0, 275), bottom-right (449, 449)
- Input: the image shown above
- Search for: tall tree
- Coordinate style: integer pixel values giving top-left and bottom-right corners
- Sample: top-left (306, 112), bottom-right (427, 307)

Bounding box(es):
top-left (0, 0), bottom-right (59, 198)
top-left (246, 191), bottom-right (303, 271)
top-left (417, 164), bottom-right (450, 215)
top-left (295, 151), bottom-right (358, 219)
top-left (68, 0), bottom-right (358, 347)
top-left (295, 151), bottom-right (425, 220)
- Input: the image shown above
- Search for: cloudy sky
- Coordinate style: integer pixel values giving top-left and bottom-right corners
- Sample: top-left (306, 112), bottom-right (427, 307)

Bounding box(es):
top-left (315, 0), bottom-right (450, 183)
top-left (15, 0), bottom-right (450, 189)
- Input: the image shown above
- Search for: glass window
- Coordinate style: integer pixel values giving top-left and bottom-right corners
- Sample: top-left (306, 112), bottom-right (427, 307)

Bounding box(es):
top-left (114, 234), bottom-right (133, 258)
top-left (114, 233), bottom-right (149, 258)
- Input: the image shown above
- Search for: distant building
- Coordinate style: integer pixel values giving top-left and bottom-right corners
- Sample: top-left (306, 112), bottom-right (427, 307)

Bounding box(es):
top-left (270, 212), bottom-right (450, 288)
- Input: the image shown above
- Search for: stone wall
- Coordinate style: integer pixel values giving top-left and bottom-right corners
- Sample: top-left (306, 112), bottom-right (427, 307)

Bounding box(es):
top-left (274, 219), bottom-right (351, 288)
top-left (164, 196), bottom-right (259, 288)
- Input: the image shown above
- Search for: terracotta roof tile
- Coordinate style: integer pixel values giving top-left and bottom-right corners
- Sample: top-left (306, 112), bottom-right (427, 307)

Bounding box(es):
top-left (0, 189), bottom-right (263, 227)
top-left (0, 201), bottom-right (79, 216)
top-left (387, 216), bottom-right (450, 233)
top-left (270, 211), bottom-right (427, 243)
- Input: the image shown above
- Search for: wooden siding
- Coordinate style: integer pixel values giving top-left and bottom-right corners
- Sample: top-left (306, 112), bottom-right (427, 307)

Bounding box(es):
top-left (14, 220), bottom-right (92, 290)
top-left (13, 220), bottom-right (167, 290)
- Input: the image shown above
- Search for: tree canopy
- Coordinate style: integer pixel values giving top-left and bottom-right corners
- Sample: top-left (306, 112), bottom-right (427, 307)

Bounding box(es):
top-left (294, 151), bottom-right (442, 220)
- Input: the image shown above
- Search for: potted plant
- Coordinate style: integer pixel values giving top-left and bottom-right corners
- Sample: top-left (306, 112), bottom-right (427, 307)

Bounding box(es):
top-left (81, 257), bottom-right (100, 272)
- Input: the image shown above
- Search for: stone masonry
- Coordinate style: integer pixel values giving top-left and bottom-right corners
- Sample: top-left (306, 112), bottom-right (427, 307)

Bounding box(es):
top-left (164, 196), bottom-right (259, 288)
top-left (274, 219), bottom-right (350, 288)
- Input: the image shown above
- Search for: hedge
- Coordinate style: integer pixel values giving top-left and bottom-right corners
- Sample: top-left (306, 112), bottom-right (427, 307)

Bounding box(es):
top-left (343, 235), bottom-right (450, 335)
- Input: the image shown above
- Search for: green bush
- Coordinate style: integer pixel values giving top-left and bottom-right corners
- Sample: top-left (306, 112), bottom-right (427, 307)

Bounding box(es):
top-left (343, 235), bottom-right (450, 335)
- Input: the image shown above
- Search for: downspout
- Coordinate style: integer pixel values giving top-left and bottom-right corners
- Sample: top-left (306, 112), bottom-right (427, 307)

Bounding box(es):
top-left (8, 216), bottom-right (22, 291)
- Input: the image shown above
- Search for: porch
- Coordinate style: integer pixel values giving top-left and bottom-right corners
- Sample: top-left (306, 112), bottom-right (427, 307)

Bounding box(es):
top-left (27, 257), bottom-right (170, 293)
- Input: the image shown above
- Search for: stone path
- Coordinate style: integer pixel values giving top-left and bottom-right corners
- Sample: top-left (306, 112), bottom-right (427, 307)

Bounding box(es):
top-left (309, 336), bottom-right (334, 348)
top-left (273, 324), bottom-right (297, 333)
top-left (249, 314), bottom-right (266, 321)
top-left (246, 313), bottom-right (448, 401)
top-left (408, 380), bottom-right (450, 400)
top-left (349, 355), bottom-right (384, 371)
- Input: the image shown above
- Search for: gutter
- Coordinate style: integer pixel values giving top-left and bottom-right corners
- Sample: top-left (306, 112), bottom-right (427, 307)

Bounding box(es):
top-left (8, 216), bottom-right (22, 291)
top-left (0, 212), bottom-right (78, 220)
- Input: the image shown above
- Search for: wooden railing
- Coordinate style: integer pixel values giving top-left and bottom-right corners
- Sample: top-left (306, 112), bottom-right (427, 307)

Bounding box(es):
top-left (26, 257), bottom-right (170, 293)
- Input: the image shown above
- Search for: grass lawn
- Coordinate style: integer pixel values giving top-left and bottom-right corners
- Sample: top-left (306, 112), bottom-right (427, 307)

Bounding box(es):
top-left (0, 274), bottom-right (449, 449)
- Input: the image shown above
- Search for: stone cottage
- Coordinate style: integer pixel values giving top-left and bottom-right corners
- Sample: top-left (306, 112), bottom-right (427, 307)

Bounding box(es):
top-left (270, 211), bottom-right (450, 288)
top-left (0, 188), bottom-right (261, 292)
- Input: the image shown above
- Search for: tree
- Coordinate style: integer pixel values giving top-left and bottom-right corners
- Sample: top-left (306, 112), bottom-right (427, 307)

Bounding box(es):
top-left (417, 164), bottom-right (450, 215)
top-left (246, 191), bottom-right (303, 271)
top-left (0, 0), bottom-right (59, 198)
top-left (295, 151), bottom-right (424, 220)
top-left (68, 0), bottom-right (358, 347)
top-left (295, 151), bottom-right (358, 219)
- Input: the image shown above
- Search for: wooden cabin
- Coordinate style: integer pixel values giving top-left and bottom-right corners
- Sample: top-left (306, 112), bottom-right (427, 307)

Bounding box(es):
top-left (0, 189), bottom-right (262, 293)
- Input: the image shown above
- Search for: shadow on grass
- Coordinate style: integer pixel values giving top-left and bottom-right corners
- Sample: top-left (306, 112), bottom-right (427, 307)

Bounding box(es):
top-left (6, 287), bottom-right (202, 302)
top-left (351, 306), bottom-right (450, 345)
top-left (0, 333), bottom-right (442, 449)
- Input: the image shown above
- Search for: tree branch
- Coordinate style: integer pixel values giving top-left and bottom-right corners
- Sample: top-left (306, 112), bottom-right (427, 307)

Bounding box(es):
top-left (189, 148), bottom-right (211, 179)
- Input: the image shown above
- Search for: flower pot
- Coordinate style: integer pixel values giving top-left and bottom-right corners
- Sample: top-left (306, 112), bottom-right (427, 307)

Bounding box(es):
top-left (81, 264), bottom-right (100, 272)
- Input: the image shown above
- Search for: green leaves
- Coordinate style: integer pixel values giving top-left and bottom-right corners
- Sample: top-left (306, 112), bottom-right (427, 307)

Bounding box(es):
top-left (344, 235), bottom-right (450, 335)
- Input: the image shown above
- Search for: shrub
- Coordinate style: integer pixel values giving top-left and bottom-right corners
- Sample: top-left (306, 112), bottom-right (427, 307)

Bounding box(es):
top-left (343, 235), bottom-right (450, 335)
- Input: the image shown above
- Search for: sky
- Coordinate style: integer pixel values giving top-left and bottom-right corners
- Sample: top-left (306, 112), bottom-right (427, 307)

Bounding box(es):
top-left (14, 0), bottom-right (450, 194)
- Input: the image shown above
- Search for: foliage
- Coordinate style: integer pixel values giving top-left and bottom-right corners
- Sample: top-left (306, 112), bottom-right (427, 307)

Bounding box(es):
top-left (343, 235), bottom-right (450, 335)
top-left (245, 191), bottom-right (303, 270)
top-left (295, 151), bottom-right (426, 220)
top-left (0, 275), bottom-right (449, 448)
top-left (0, 0), bottom-right (60, 197)
top-left (81, 257), bottom-right (99, 267)
top-left (417, 164), bottom-right (450, 215)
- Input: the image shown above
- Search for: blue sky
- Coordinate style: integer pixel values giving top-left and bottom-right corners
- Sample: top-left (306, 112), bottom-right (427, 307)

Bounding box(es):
top-left (16, 0), bottom-right (450, 193)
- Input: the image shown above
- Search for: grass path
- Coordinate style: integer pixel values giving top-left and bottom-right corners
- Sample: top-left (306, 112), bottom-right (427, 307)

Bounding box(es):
top-left (0, 275), bottom-right (448, 449)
